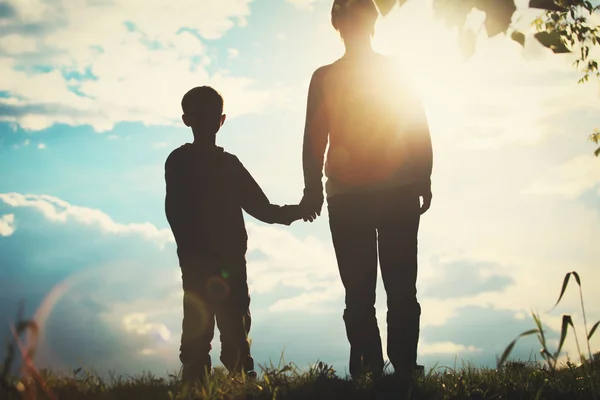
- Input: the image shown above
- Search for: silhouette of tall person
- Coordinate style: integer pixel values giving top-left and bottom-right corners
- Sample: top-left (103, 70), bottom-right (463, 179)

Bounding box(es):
top-left (300, 0), bottom-right (433, 380)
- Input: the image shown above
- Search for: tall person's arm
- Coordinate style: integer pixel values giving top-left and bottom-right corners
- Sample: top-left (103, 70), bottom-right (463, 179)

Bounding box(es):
top-left (301, 67), bottom-right (329, 221)
top-left (390, 60), bottom-right (433, 214)
top-left (402, 91), bottom-right (433, 214)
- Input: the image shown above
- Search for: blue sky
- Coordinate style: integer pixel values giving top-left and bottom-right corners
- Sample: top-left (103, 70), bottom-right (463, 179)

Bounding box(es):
top-left (1, 0), bottom-right (600, 379)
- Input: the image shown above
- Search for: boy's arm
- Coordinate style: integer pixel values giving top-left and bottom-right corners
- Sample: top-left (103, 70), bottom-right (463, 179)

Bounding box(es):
top-left (301, 67), bottom-right (329, 214)
top-left (233, 157), bottom-right (301, 226)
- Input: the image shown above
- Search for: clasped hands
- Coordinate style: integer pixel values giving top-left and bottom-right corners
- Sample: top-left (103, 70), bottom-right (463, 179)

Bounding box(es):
top-left (299, 188), bottom-right (324, 223)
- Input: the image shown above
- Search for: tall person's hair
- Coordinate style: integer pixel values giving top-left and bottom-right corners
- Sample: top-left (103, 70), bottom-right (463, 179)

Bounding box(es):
top-left (331, 0), bottom-right (379, 38)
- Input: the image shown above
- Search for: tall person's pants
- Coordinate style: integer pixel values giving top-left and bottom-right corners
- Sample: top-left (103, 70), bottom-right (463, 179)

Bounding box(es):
top-left (327, 185), bottom-right (422, 377)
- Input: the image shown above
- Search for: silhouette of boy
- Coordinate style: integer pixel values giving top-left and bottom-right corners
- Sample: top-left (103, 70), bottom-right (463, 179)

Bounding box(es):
top-left (165, 86), bottom-right (303, 383)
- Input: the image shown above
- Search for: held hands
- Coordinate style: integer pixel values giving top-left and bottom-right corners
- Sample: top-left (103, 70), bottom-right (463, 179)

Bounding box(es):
top-left (299, 187), bottom-right (324, 223)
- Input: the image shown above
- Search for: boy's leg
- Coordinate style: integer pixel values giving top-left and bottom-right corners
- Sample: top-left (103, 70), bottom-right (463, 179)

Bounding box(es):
top-left (376, 187), bottom-right (422, 378)
top-left (214, 265), bottom-right (254, 375)
top-left (180, 266), bottom-right (216, 383)
top-left (328, 193), bottom-right (384, 378)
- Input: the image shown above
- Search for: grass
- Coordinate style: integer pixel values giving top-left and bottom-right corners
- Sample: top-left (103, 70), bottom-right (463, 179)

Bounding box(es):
top-left (0, 358), bottom-right (599, 399)
top-left (1, 270), bottom-right (599, 399)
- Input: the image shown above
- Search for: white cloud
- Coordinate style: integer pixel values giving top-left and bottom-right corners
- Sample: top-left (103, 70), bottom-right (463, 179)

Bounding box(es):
top-left (419, 341), bottom-right (482, 356)
top-left (0, 193), bottom-right (174, 247)
top-left (37, 143), bottom-right (46, 149)
top-left (246, 223), bottom-right (340, 294)
top-left (286, 0), bottom-right (324, 11)
top-left (268, 286), bottom-right (343, 313)
top-left (152, 142), bottom-right (170, 149)
top-left (0, 0), bottom-right (291, 132)
top-left (0, 213), bottom-right (15, 236)
top-left (228, 48), bottom-right (240, 59)
top-left (524, 154), bottom-right (600, 199)
top-left (0, 34), bottom-right (37, 54)
top-left (122, 313), bottom-right (172, 342)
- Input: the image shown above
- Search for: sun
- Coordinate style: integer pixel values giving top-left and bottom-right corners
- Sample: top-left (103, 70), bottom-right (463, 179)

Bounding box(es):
top-left (369, 1), bottom-right (543, 150)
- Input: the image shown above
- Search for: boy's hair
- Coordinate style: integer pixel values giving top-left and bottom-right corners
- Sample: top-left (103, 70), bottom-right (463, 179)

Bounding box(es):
top-left (331, 0), bottom-right (379, 32)
top-left (181, 86), bottom-right (224, 126)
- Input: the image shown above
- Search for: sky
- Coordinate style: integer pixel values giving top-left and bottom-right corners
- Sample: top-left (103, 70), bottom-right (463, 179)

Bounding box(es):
top-left (1, 0), bottom-right (600, 379)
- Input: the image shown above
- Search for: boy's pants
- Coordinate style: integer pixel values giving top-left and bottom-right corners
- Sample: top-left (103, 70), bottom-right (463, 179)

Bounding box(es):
top-left (178, 255), bottom-right (254, 380)
top-left (327, 185), bottom-right (422, 378)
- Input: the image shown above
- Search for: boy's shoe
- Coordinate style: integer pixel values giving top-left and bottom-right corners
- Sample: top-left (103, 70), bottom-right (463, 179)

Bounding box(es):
top-left (181, 364), bottom-right (213, 386)
top-left (228, 369), bottom-right (258, 382)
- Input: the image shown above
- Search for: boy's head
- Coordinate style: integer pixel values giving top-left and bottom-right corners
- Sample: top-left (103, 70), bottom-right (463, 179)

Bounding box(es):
top-left (331, 0), bottom-right (379, 40)
top-left (181, 86), bottom-right (226, 136)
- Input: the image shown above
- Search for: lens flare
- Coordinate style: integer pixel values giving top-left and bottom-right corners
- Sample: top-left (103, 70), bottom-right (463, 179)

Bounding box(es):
top-left (205, 274), bottom-right (230, 302)
top-left (182, 290), bottom-right (212, 338)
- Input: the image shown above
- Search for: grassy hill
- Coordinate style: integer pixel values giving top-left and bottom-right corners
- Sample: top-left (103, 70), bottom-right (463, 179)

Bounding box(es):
top-left (1, 358), bottom-right (600, 400)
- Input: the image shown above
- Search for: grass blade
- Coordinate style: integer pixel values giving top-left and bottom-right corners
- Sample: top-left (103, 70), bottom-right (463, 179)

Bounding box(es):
top-left (497, 329), bottom-right (538, 368)
top-left (554, 315), bottom-right (574, 360)
top-left (533, 313), bottom-right (547, 347)
top-left (498, 339), bottom-right (517, 369)
top-left (572, 271), bottom-right (581, 286)
top-left (550, 272), bottom-right (572, 311)
top-left (588, 320), bottom-right (600, 341)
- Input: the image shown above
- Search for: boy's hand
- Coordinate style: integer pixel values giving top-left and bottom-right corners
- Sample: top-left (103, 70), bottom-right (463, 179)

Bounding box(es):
top-left (281, 205), bottom-right (306, 225)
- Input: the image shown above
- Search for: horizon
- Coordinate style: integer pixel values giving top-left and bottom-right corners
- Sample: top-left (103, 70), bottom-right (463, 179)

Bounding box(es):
top-left (1, 0), bottom-right (600, 379)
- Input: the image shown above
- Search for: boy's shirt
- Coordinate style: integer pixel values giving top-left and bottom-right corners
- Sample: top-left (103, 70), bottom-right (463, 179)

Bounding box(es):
top-left (165, 143), bottom-right (299, 262)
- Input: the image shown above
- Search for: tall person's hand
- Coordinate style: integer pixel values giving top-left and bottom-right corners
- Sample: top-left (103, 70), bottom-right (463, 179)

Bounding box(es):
top-left (300, 188), bottom-right (324, 222)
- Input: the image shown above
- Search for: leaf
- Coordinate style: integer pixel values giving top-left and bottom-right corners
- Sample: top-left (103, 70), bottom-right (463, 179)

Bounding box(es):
top-left (550, 272), bottom-right (572, 311)
top-left (374, 0), bottom-right (397, 16)
top-left (477, 0), bottom-right (517, 37)
top-left (595, 147), bottom-right (600, 157)
top-left (572, 271), bottom-right (581, 286)
top-left (554, 314), bottom-right (574, 360)
top-left (535, 31), bottom-right (571, 53)
top-left (529, 0), bottom-right (567, 12)
top-left (511, 30), bottom-right (526, 46)
top-left (588, 320), bottom-right (600, 340)
top-left (497, 329), bottom-right (538, 368)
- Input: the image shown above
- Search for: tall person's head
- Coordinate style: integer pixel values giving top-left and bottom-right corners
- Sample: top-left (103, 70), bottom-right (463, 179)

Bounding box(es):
top-left (181, 86), bottom-right (226, 138)
top-left (331, 0), bottom-right (379, 42)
